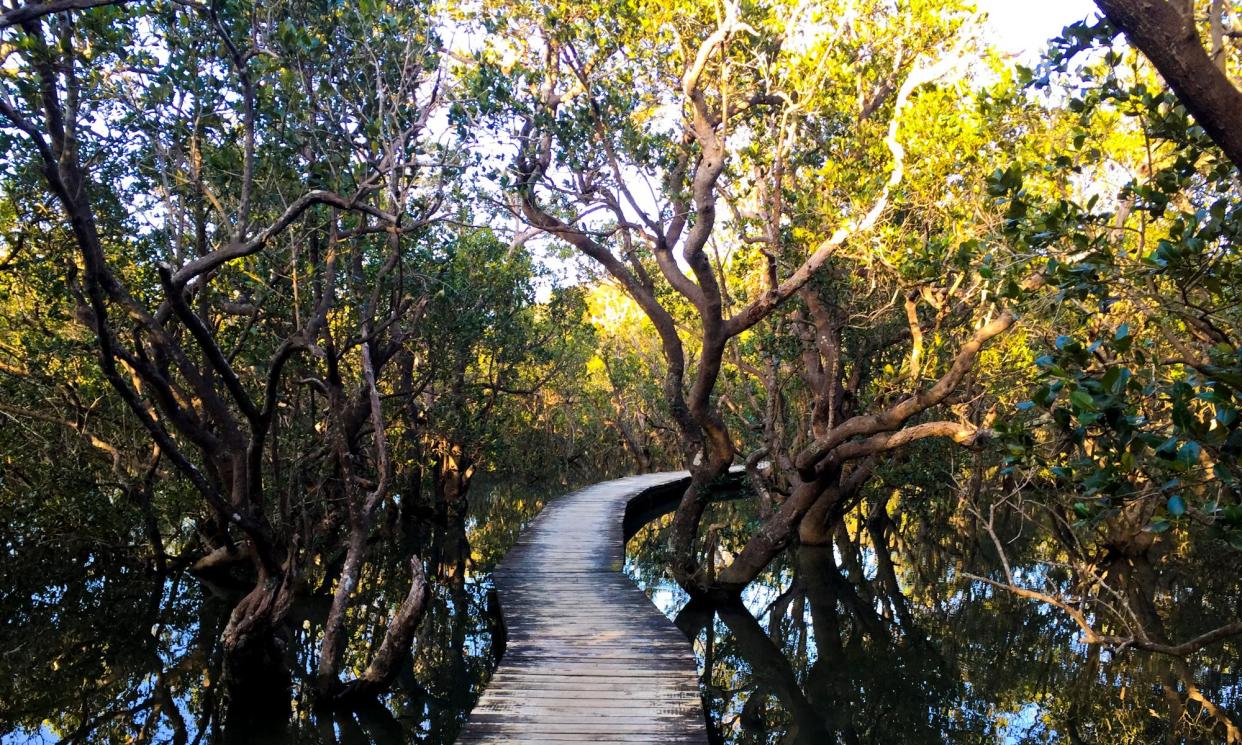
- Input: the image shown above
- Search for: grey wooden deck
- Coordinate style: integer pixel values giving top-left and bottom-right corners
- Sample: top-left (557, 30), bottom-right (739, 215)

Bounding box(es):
top-left (458, 472), bottom-right (708, 744)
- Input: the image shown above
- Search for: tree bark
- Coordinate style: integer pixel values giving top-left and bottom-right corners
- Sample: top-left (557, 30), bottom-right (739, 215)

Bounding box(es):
top-left (1095, 0), bottom-right (1242, 169)
top-left (328, 557), bottom-right (430, 702)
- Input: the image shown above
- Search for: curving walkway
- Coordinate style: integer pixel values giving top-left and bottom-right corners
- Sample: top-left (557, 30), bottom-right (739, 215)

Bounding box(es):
top-left (458, 472), bottom-right (708, 744)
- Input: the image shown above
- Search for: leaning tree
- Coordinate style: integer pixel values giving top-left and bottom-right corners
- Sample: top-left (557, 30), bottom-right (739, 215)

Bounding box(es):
top-left (0, 0), bottom-right (457, 705)
top-left (461, 0), bottom-right (1022, 595)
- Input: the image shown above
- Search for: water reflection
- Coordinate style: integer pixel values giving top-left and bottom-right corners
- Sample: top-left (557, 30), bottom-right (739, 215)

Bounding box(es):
top-left (626, 495), bottom-right (1242, 744)
top-left (0, 480), bottom-right (550, 745)
top-left (6, 479), bottom-right (1238, 743)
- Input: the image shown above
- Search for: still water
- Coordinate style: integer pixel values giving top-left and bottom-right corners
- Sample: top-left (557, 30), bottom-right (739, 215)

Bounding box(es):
top-left (0, 480), bottom-right (546, 745)
top-left (626, 496), bottom-right (1241, 744)
top-left (2, 479), bottom-right (1237, 743)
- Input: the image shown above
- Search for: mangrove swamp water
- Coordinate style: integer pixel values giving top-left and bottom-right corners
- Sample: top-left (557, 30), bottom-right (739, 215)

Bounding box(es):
top-left (3, 478), bottom-right (1239, 744)
top-left (0, 479), bottom-right (550, 745)
top-left (626, 493), bottom-right (1242, 744)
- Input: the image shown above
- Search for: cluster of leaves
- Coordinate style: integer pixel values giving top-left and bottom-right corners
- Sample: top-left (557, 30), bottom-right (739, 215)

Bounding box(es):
top-left (1006, 326), bottom-right (1242, 545)
top-left (990, 31), bottom-right (1242, 548)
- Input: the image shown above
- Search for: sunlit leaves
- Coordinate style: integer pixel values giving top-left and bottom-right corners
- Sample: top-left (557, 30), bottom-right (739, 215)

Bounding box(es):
top-left (993, 30), bottom-right (1242, 547)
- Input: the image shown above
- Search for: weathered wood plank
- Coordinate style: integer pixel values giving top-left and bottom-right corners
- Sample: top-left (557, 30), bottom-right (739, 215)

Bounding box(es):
top-left (458, 472), bottom-right (707, 744)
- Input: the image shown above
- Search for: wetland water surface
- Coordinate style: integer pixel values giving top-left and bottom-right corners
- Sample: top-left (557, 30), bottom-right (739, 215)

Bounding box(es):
top-left (0, 479), bottom-right (547, 745)
top-left (625, 494), bottom-right (1241, 744)
top-left (3, 479), bottom-right (1238, 744)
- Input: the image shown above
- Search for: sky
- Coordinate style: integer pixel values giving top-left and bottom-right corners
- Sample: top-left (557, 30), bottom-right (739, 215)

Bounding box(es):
top-left (977, 0), bottom-right (1100, 59)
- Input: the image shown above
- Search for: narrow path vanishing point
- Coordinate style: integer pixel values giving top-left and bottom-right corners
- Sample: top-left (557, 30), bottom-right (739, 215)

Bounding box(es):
top-left (458, 472), bottom-right (708, 744)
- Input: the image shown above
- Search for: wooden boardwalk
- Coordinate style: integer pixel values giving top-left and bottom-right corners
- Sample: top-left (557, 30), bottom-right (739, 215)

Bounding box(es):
top-left (458, 472), bottom-right (708, 744)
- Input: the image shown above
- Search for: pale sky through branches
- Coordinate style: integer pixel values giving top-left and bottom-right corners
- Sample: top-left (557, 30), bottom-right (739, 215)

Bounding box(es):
top-left (508, 0), bottom-right (1109, 305)
top-left (977, 0), bottom-right (1100, 59)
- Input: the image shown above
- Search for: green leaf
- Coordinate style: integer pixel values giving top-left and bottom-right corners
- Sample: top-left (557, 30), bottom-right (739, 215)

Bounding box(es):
top-left (1167, 494), bottom-right (1186, 517)
top-left (1070, 390), bottom-right (1097, 411)
top-left (1155, 438), bottom-right (1179, 460)
top-left (1177, 440), bottom-right (1201, 467)
top-left (1101, 366), bottom-right (1128, 394)
top-left (1113, 323), bottom-right (1133, 352)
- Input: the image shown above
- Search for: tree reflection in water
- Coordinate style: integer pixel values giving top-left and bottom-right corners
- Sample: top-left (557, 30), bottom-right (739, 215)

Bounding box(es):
top-left (5, 478), bottom-right (1238, 744)
top-left (627, 494), bottom-right (1242, 744)
top-left (0, 480), bottom-right (549, 744)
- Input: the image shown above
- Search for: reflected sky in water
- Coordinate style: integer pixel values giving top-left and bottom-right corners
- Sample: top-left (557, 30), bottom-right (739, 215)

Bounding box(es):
top-left (625, 496), bottom-right (1241, 745)
top-left (0, 479), bottom-right (553, 745)
top-left (3, 480), bottom-right (1238, 744)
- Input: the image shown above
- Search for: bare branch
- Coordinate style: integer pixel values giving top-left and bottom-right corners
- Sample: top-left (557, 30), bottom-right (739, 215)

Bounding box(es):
top-left (170, 190), bottom-right (395, 287)
top-left (796, 311), bottom-right (1015, 472)
top-left (0, 0), bottom-right (128, 29)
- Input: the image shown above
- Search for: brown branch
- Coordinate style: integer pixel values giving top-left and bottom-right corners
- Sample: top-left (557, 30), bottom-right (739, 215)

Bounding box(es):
top-left (0, 0), bottom-right (128, 29)
top-left (904, 292), bottom-right (924, 380)
top-left (157, 263), bottom-right (259, 423)
top-left (795, 311), bottom-right (1016, 472)
top-left (170, 190), bottom-right (394, 287)
top-left (1095, 0), bottom-right (1242, 169)
top-left (0, 401), bottom-right (122, 471)
top-left (517, 192), bottom-right (696, 438)
top-left (832, 420), bottom-right (992, 462)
